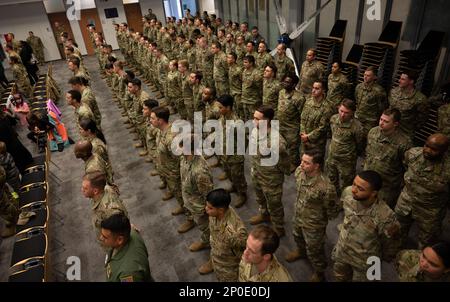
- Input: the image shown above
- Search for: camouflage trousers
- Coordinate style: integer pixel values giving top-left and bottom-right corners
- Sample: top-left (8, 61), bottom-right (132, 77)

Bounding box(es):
top-left (333, 260), bottom-right (370, 282)
top-left (252, 178), bottom-right (284, 231)
top-left (325, 156), bottom-right (357, 196)
top-left (166, 96), bottom-right (180, 112)
top-left (211, 258), bottom-right (239, 282)
top-left (0, 194), bottom-right (19, 226)
top-left (185, 201), bottom-right (210, 245)
top-left (164, 174), bottom-right (184, 209)
top-left (222, 160), bottom-right (247, 194)
top-left (292, 224), bottom-right (327, 272)
top-left (232, 94), bottom-right (244, 119)
top-left (281, 129), bottom-right (300, 170)
top-left (177, 98), bottom-right (189, 120)
top-left (215, 80), bottom-right (229, 97)
top-left (395, 193), bottom-right (446, 249)
top-left (203, 73), bottom-right (215, 89)
top-left (136, 122), bottom-right (147, 146)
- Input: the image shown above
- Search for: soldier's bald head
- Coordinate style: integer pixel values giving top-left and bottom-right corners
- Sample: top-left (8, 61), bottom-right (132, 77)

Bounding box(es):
top-left (74, 140), bottom-right (93, 159)
top-left (428, 133), bottom-right (450, 151)
top-left (423, 133), bottom-right (449, 160)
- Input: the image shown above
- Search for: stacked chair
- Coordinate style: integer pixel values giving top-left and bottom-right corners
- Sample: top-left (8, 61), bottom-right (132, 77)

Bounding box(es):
top-left (341, 44), bottom-right (364, 96)
top-left (315, 20), bottom-right (347, 74)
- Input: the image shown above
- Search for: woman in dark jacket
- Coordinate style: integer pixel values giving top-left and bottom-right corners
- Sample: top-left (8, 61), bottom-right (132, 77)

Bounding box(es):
top-left (19, 41), bottom-right (39, 85)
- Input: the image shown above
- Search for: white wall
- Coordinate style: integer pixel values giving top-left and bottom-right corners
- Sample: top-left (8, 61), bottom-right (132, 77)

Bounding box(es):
top-left (199, 0), bottom-right (215, 14)
top-left (0, 2), bottom-right (61, 61)
top-left (43, 0), bottom-right (66, 13)
top-left (95, 0), bottom-right (127, 50)
top-left (139, 0), bottom-right (166, 22)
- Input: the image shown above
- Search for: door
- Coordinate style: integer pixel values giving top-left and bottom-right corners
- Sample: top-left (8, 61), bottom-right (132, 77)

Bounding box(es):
top-left (47, 12), bottom-right (75, 58)
top-left (78, 8), bottom-right (103, 55)
top-left (124, 3), bottom-right (143, 34)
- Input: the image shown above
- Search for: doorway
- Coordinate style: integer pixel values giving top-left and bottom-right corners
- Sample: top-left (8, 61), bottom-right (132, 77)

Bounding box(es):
top-left (123, 2), bottom-right (143, 33)
top-left (78, 8), bottom-right (103, 55)
top-left (47, 12), bottom-right (76, 59)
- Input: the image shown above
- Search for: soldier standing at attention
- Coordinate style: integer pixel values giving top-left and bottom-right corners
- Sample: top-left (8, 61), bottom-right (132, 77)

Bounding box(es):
top-left (299, 48), bottom-right (324, 95)
top-left (101, 213), bottom-right (154, 282)
top-left (273, 43), bottom-right (295, 82)
top-left (238, 225), bottom-right (292, 282)
top-left (332, 171), bottom-right (400, 282)
top-left (396, 241), bottom-right (450, 282)
top-left (227, 52), bottom-right (244, 118)
top-left (395, 133), bottom-right (450, 249)
top-left (285, 151), bottom-right (338, 282)
top-left (364, 108), bottom-right (412, 208)
top-left (249, 105), bottom-right (289, 237)
top-left (142, 99), bottom-right (159, 164)
top-left (26, 31), bottom-right (45, 64)
top-left (388, 70), bottom-right (429, 139)
top-left (354, 66), bottom-right (387, 135)
top-left (241, 55), bottom-right (263, 121)
top-left (326, 99), bottom-right (366, 196)
top-left (211, 42), bottom-right (229, 96)
top-left (262, 64), bottom-right (282, 117)
top-left (327, 61), bottom-right (349, 112)
top-left (198, 189), bottom-right (248, 280)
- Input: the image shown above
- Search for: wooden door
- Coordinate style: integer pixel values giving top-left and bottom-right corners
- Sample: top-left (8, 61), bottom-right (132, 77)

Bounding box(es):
top-left (78, 8), bottom-right (103, 55)
top-left (124, 3), bottom-right (143, 34)
top-left (47, 12), bottom-right (75, 58)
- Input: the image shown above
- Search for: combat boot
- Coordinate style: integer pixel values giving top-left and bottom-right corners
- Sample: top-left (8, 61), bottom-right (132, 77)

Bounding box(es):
top-left (234, 193), bottom-right (247, 208)
top-left (157, 181), bottom-right (166, 189)
top-left (145, 157), bottom-right (153, 163)
top-left (309, 271), bottom-right (326, 282)
top-left (162, 191), bottom-right (173, 201)
top-left (189, 241), bottom-right (210, 252)
top-left (178, 219), bottom-right (195, 233)
top-left (171, 206), bottom-right (185, 216)
top-left (139, 150), bottom-right (148, 156)
top-left (217, 172), bottom-right (228, 181)
top-left (134, 142), bottom-right (144, 148)
top-left (1, 224), bottom-right (16, 238)
top-left (198, 259), bottom-right (214, 275)
top-left (151, 170), bottom-right (160, 177)
top-left (249, 214), bottom-right (270, 225)
top-left (285, 248), bottom-right (307, 263)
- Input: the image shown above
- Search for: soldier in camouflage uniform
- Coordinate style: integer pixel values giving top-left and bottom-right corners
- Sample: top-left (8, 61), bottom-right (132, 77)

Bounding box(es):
top-left (53, 22), bottom-right (66, 57)
top-left (239, 225), bottom-right (292, 282)
top-left (364, 108), bottom-right (413, 208)
top-left (211, 42), bottom-right (229, 96)
top-left (166, 60), bottom-right (182, 114)
top-left (396, 242), bottom-right (450, 282)
top-left (0, 166), bottom-right (19, 237)
top-left (154, 48), bottom-right (169, 100)
top-left (286, 151), bottom-right (338, 282)
top-left (198, 189), bottom-right (247, 280)
top-left (227, 52), bottom-right (244, 118)
top-left (178, 60), bottom-right (192, 121)
top-left (300, 81), bottom-right (333, 156)
top-left (197, 37), bottom-right (215, 89)
top-left (273, 43), bottom-right (295, 82)
top-left (234, 35), bottom-right (246, 65)
top-left (216, 95), bottom-right (248, 208)
top-left (127, 79), bottom-right (150, 152)
top-left (179, 134), bottom-right (214, 252)
top-left (26, 31), bottom-right (45, 64)
top-left (332, 171), bottom-right (400, 282)
top-left (256, 42), bottom-right (273, 72)
top-left (142, 99), bottom-right (159, 164)
top-left (277, 74), bottom-right (305, 173)
top-left (326, 99), bottom-right (366, 196)
top-left (299, 49), bottom-right (325, 95)
top-left (327, 62), bottom-right (349, 113)
top-left (388, 71), bottom-right (429, 139)
top-left (395, 133), bottom-right (450, 249)
top-left (241, 55), bottom-right (263, 121)
top-left (262, 64), bottom-right (282, 116)
top-left (69, 76), bottom-right (101, 129)
top-left (190, 72), bottom-right (205, 118)
top-left (249, 105), bottom-right (290, 237)
top-left (68, 56), bottom-right (91, 84)
top-left (66, 90), bottom-right (97, 131)
top-left (82, 171), bottom-right (128, 245)
top-left (9, 56), bottom-right (32, 98)
top-left (224, 33), bottom-right (236, 55)
top-left (202, 87), bottom-right (222, 121)
top-left (354, 66), bottom-right (387, 135)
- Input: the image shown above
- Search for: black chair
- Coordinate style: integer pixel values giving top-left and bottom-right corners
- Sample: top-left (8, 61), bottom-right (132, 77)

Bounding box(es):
top-left (20, 165), bottom-right (47, 188)
top-left (19, 182), bottom-right (48, 208)
top-left (10, 226), bottom-right (48, 267)
top-left (9, 257), bottom-right (45, 282)
top-left (17, 201), bottom-right (48, 233)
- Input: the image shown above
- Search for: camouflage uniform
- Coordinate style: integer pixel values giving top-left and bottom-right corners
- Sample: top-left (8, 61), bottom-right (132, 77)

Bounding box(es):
top-left (131, 90), bottom-right (151, 144)
top-left (299, 60), bottom-right (324, 95)
top-left (273, 55), bottom-right (295, 81)
top-left (11, 63), bottom-right (32, 97)
top-left (180, 155), bottom-right (214, 245)
top-left (394, 147), bottom-right (450, 249)
top-left (300, 96), bottom-right (332, 155)
top-left (326, 115), bottom-right (366, 195)
top-left (293, 169), bottom-right (338, 273)
top-left (146, 123), bottom-right (159, 162)
top-left (238, 256), bottom-right (292, 282)
top-left (396, 249), bottom-right (450, 282)
top-left (354, 81), bottom-right (387, 134)
top-left (156, 125), bottom-right (183, 208)
top-left (228, 63), bottom-right (244, 118)
top-left (192, 83), bottom-right (206, 116)
top-left (81, 86), bottom-right (102, 129)
top-left (389, 87), bottom-right (429, 139)
top-left (235, 44), bottom-right (246, 65)
top-left (166, 70), bottom-right (182, 111)
top-left (250, 127), bottom-right (289, 232)
top-left (180, 73), bottom-right (193, 121)
top-left (364, 127), bottom-right (412, 208)
top-left (256, 52), bottom-right (274, 72)
top-left (277, 89), bottom-right (305, 169)
top-left (213, 51), bottom-right (229, 96)
top-left (327, 73), bottom-right (349, 112)
top-left (26, 35), bottom-right (45, 63)
top-left (85, 154), bottom-right (114, 188)
top-left (75, 103), bottom-right (96, 129)
top-left (0, 152), bottom-right (20, 192)
top-left (0, 167), bottom-right (19, 228)
top-left (155, 54), bottom-right (169, 97)
top-left (241, 67), bottom-right (263, 120)
top-left (87, 137), bottom-right (109, 165)
top-left (210, 207), bottom-right (248, 282)
top-left (332, 187), bottom-right (400, 282)
top-left (262, 78), bottom-right (282, 116)
top-left (438, 103), bottom-right (450, 139)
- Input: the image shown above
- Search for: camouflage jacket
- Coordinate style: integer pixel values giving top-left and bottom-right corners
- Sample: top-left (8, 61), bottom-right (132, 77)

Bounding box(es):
top-left (81, 87), bottom-right (101, 127)
top-left (228, 64), bottom-right (243, 96)
top-left (219, 112), bottom-right (245, 164)
top-left (91, 188), bottom-right (128, 238)
top-left (262, 78), bottom-right (282, 112)
top-left (238, 256), bottom-right (293, 282)
top-left (85, 154), bottom-right (114, 186)
top-left (166, 70), bottom-right (182, 98)
top-left (355, 82), bottom-right (387, 126)
top-left (300, 96), bottom-right (332, 145)
top-left (327, 72), bottom-right (349, 110)
top-left (256, 52), bottom-right (273, 72)
top-left (438, 103), bottom-right (450, 138)
top-left (274, 55), bottom-right (295, 81)
top-left (396, 249), bottom-right (450, 282)
top-left (277, 89), bottom-right (305, 133)
top-left (213, 51), bottom-right (228, 81)
top-left (241, 67), bottom-right (263, 105)
top-left (156, 124), bottom-right (180, 177)
top-left (299, 60), bottom-right (324, 94)
top-left (328, 115), bottom-right (366, 160)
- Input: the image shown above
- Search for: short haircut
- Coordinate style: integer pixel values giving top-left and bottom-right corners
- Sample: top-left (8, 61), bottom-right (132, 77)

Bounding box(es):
top-left (366, 66), bottom-right (378, 74)
top-left (0, 141), bottom-right (6, 154)
top-left (178, 59), bottom-right (189, 68)
top-left (68, 57), bottom-right (80, 68)
top-left (383, 108), bottom-right (401, 123)
top-left (403, 70), bottom-right (418, 83)
top-left (130, 78), bottom-right (142, 88)
top-left (303, 150), bottom-right (324, 167)
top-left (265, 63), bottom-right (278, 76)
top-left (100, 213), bottom-right (131, 241)
top-left (256, 104), bottom-right (274, 121)
top-left (357, 170), bottom-right (383, 191)
top-left (211, 42), bottom-right (222, 49)
top-left (217, 94), bottom-right (234, 109)
top-left (68, 76), bottom-right (88, 86)
top-left (143, 99), bottom-right (159, 109)
top-left (243, 55), bottom-right (255, 65)
top-left (228, 52), bottom-right (237, 61)
top-left (282, 73), bottom-right (299, 86)
top-left (340, 99), bottom-right (356, 112)
top-left (431, 242), bottom-right (450, 268)
top-left (307, 48), bottom-right (317, 56)
top-left (250, 225), bottom-right (280, 255)
top-left (205, 87), bottom-right (217, 99)
top-left (67, 90), bottom-right (81, 102)
top-left (152, 106), bottom-right (170, 123)
top-left (193, 71), bottom-right (203, 81)
top-left (83, 171), bottom-right (107, 190)
top-left (206, 188), bottom-right (231, 209)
